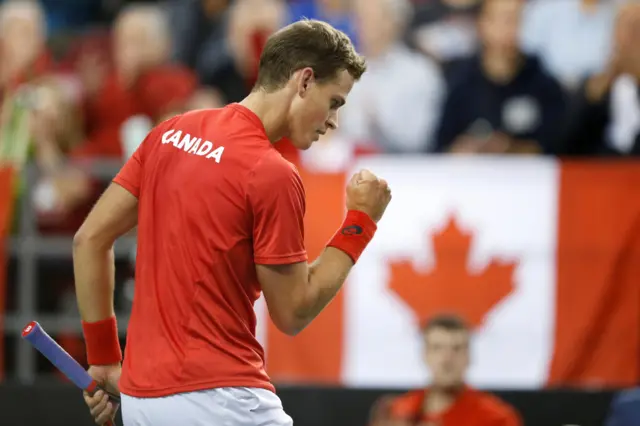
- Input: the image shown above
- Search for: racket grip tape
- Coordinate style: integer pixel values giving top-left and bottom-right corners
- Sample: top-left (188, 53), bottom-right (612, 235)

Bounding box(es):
top-left (22, 321), bottom-right (120, 425)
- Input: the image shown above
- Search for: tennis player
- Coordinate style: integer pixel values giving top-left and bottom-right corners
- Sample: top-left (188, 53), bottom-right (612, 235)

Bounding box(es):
top-left (73, 18), bottom-right (392, 426)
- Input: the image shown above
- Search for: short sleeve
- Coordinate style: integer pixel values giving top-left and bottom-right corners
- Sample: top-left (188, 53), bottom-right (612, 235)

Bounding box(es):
top-left (113, 147), bottom-right (143, 197)
top-left (248, 155), bottom-right (307, 265)
top-left (113, 117), bottom-right (176, 198)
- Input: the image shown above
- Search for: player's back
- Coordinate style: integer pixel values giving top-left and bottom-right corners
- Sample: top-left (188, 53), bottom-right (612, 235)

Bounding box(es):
top-left (118, 104), bottom-right (296, 397)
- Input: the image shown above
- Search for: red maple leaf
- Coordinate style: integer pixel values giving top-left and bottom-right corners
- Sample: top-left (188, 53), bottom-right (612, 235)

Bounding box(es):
top-left (388, 214), bottom-right (517, 329)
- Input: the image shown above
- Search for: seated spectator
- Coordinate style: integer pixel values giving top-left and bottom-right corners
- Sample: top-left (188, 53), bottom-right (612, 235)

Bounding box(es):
top-left (434, 0), bottom-right (566, 155)
top-left (520, 0), bottom-right (616, 91)
top-left (0, 0), bottom-right (52, 96)
top-left (71, 3), bottom-right (198, 160)
top-left (605, 387), bottom-right (640, 426)
top-left (369, 314), bottom-right (522, 426)
top-left (410, 0), bottom-right (482, 70)
top-left (27, 76), bottom-right (90, 221)
top-left (34, 4), bottom-right (198, 231)
top-left (337, 0), bottom-right (445, 153)
top-left (0, 0), bottom-right (60, 229)
top-left (560, 2), bottom-right (640, 156)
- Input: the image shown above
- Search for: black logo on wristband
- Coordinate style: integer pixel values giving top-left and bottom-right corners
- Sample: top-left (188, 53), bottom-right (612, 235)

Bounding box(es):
top-left (342, 225), bottom-right (363, 236)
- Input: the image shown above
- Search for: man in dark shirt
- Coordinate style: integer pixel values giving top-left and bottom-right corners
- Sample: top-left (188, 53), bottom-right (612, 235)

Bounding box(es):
top-left (433, 0), bottom-right (566, 155)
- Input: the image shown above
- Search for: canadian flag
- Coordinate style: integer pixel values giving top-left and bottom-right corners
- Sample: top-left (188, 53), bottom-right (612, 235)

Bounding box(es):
top-left (257, 157), bottom-right (640, 390)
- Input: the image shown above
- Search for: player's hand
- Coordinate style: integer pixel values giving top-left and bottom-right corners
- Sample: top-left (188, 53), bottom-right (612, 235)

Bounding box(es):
top-left (346, 169), bottom-right (392, 223)
top-left (84, 364), bottom-right (121, 425)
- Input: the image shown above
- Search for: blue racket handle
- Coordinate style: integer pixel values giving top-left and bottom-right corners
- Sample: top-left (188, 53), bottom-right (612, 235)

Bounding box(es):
top-left (22, 320), bottom-right (121, 426)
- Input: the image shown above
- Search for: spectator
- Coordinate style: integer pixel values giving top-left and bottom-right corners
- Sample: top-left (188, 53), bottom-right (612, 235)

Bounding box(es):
top-left (560, 1), bottom-right (640, 156)
top-left (27, 76), bottom-right (91, 221)
top-left (520, 0), bottom-right (617, 90)
top-left (410, 0), bottom-right (482, 70)
top-left (369, 314), bottom-right (522, 426)
top-left (0, 1), bottom-right (66, 226)
top-left (0, 0), bottom-right (52, 96)
top-left (433, 0), bottom-right (566, 155)
top-left (337, 0), bottom-right (445, 153)
top-left (34, 4), bottom-right (198, 229)
top-left (72, 3), bottom-right (196, 160)
top-left (166, 0), bottom-right (247, 103)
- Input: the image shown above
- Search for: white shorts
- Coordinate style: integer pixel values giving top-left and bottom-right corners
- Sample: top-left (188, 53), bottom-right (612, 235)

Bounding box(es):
top-left (121, 387), bottom-right (293, 426)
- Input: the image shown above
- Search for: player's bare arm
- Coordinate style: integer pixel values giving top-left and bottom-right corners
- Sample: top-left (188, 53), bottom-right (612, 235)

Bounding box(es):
top-left (73, 183), bottom-right (138, 322)
top-left (73, 182), bottom-right (138, 425)
top-left (258, 169), bottom-right (391, 336)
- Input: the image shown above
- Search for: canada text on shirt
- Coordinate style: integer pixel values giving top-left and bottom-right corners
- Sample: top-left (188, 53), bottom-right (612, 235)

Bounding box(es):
top-left (161, 129), bottom-right (225, 163)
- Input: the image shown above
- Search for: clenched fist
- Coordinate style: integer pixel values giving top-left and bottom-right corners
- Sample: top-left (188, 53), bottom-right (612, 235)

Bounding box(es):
top-left (346, 169), bottom-right (392, 223)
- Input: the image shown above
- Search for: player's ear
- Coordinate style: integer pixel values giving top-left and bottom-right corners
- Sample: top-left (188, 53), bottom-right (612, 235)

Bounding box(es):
top-left (297, 67), bottom-right (315, 97)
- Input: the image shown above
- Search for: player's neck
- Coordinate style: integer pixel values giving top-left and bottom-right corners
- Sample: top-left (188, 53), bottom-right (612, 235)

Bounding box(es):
top-left (424, 384), bottom-right (464, 414)
top-left (240, 90), bottom-right (291, 143)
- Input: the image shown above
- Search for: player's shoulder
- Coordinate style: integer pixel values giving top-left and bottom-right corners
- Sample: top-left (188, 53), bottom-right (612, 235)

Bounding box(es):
top-left (250, 146), bottom-right (302, 188)
top-left (149, 104), bottom-right (271, 158)
top-left (166, 104), bottom-right (264, 133)
top-left (464, 388), bottom-right (521, 423)
top-left (166, 106), bottom-right (229, 128)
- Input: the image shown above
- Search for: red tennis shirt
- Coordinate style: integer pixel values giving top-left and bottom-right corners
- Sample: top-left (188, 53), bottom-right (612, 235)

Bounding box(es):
top-left (113, 103), bottom-right (308, 397)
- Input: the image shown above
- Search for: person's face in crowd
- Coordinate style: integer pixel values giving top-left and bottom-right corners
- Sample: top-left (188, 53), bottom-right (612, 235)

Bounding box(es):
top-left (615, 4), bottom-right (640, 75)
top-left (114, 11), bottom-right (169, 84)
top-left (287, 68), bottom-right (354, 150)
top-left (424, 326), bottom-right (470, 389)
top-left (0, 4), bottom-right (45, 74)
top-left (478, 0), bottom-right (523, 55)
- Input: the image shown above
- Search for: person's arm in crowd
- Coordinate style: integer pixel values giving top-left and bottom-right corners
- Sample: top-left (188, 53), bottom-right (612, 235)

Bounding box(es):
top-left (484, 134), bottom-right (541, 154)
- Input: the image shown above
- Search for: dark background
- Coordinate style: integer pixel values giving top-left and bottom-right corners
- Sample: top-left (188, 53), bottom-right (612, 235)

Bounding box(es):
top-left (0, 383), bottom-right (616, 426)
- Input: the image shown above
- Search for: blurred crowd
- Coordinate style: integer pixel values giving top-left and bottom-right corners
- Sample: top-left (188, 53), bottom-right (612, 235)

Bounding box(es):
top-left (1, 0), bottom-right (640, 381)
top-left (0, 0), bottom-right (639, 225)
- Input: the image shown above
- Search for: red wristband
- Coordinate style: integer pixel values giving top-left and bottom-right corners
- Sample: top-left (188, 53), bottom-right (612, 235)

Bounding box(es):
top-left (82, 316), bottom-right (122, 366)
top-left (327, 210), bottom-right (377, 263)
